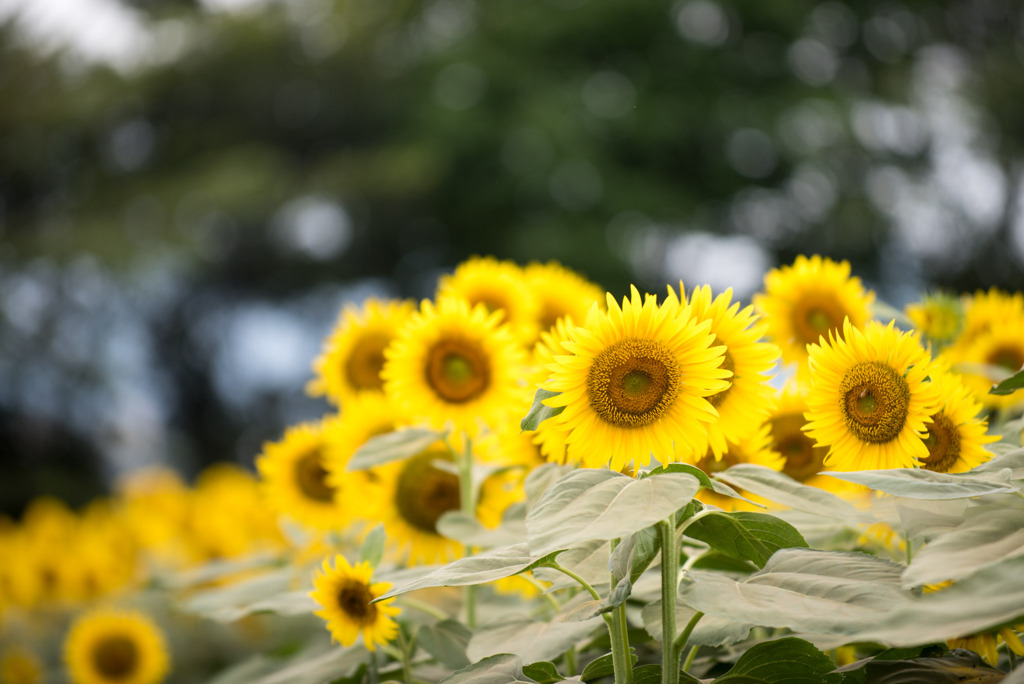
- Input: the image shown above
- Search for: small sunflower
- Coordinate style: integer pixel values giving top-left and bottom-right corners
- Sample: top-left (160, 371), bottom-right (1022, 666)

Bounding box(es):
top-left (257, 419), bottom-right (350, 531)
top-left (670, 284), bottom-right (779, 460)
top-left (64, 609), bottom-right (169, 684)
top-left (436, 256), bottom-right (538, 343)
top-left (689, 423), bottom-right (784, 512)
top-left (0, 648), bottom-right (42, 684)
top-left (804, 319), bottom-right (942, 471)
top-left (904, 292), bottom-right (963, 348)
top-left (918, 368), bottom-right (996, 473)
top-left (524, 261), bottom-right (604, 337)
top-left (310, 555), bottom-right (400, 651)
top-left (754, 255), bottom-right (875, 370)
top-left (308, 298), bottom-right (415, 406)
top-left (543, 285), bottom-right (730, 472)
top-left (382, 297), bottom-right (526, 436)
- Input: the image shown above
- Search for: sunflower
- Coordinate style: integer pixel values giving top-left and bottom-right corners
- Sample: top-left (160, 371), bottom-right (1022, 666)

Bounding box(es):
top-left (689, 423), bottom-right (784, 511)
top-left (308, 298), bottom-right (415, 406)
top-left (917, 368), bottom-right (996, 473)
top-left (669, 284), bottom-right (779, 460)
top-left (64, 609), bottom-right (169, 684)
top-left (382, 297), bottom-right (526, 436)
top-left (310, 555), bottom-right (399, 651)
top-left (804, 319), bottom-right (942, 471)
top-left (944, 317), bottom-right (1024, 410)
top-left (754, 255), bottom-right (875, 370)
top-left (904, 292), bottom-right (963, 348)
top-left (953, 288), bottom-right (1024, 351)
top-left (0, 648), bottom-right (42, 684)
top-left (543, 285), bottom-right (730, 472)
top-left (436, 256), bottom-right (538, 344)
top-left (257, 419), bottom-right (351, 531)
top-left (524, 261), bottom-right (604, 337)
top-left (948, 627), bottom-right (1024, 666)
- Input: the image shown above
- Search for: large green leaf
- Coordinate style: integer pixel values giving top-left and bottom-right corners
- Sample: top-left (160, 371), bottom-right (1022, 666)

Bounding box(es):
top-left (646, 462), bottom-right (758, 505)
top-left (417, 620), bottom-right (473, 670)
top-left (683, 511), bottom-right (809, 568)
top-left (466, 616), bottom-right (604, 665)
top-left (860, 650), bottom-right (1005, 684)
top-left (521, 388), bottom-right (566, 431)
top-left (713, 465), bottom-right (869, 521)
top-left (207, 640), bottom-right (367, 684)
top-left (521, 661), bottom-right (563, 684)
top-left (714, 637), bottom-right (842, 684)
top-left (526, 469), bottom-right (700, 555)
top-left (437, 510), bottom-right (528, 548)
top-left (640, 599), bottom-right (752, 647)
top-left (439, 654), bottom-right (538, 684)
top-left (347, 427), bottom-right (445, 470)
top-left (181, 569), bottom-right (313, 622)
top-left (989, 367), bottom-right (1024, 395)
top-left (823, 468), bottom-right (1018, 499)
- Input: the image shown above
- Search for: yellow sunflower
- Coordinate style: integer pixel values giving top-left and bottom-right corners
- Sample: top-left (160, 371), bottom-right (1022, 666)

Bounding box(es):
top-left (689, 423), bottom-right (784, 512)
top-left (669, 283), bottom-right (779, 460)
top-left (804, 319), bottom-right (942, 471)
top-left (436, 256), bottom-right (539, 344)
top-left (0, 648), bottom-right (42, 684)
top-left (256, 418), bottom-right (351, 531)
top-left (944, 317), bottom-right (1024, 410)
top-left (543, 285), bottom-right (730, 472)
top-left (917, 368), bottom-right (996, 473)
top-left (310, 555), bottom-right (400, 652)
top-left (64, 609), bottom-right (169, 684)
top-left (754, 255), bottom-right (875, 370)
top-left (308, 298), bottom-right (415, 406)
top-left (382, 297), bottom-right (526, 436)
top-left (524, 261), bottom-right (604, 337)
top-left (948, 627), bottom-right (1024, 666)
top-left (904, 292), bottom-right (963, 348)
top-left (953, 288), bottom-right (1024, 351)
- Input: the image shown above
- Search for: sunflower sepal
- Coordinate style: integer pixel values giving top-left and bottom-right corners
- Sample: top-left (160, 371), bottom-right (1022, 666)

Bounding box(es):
top-left (347, 427), bottom-right (448, 471)
top-left (521, 388), bottom-right (565, 431)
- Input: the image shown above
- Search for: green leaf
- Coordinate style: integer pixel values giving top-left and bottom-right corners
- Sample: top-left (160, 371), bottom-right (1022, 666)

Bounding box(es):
top-left (526, 469), bottom-right (701, 555)
top-left (580, 651), bottom-right (637, 682)
top-left (647, 463), bottom-right (760, 505)
top-left (823, 468), bottom-right (1018, 499)
top-left (521, 662), bottom-right (563, 684)
top-left (417, 620), bottom-right (472, 670)
top-left (358, 524), bottom-right (386, 568)
top-left (712, 677), bottom-right (770, 683)
top-left (715, 637), bottom-right (842, 684)
top-left (713, 465), bottom-right (869, 521)
top-left (521, 388), bottom-right (565, 431)
top-left (864, 650), bottom-right (1005, 684)
top-left (609, 525), bottom-right (660, 585)
top-left (210, 640), bottom-right (368, 684)
top-left (467, 617), bottom-right (604, 665)
top-left (689, 550), bottom-right (758, 574)
top-left (560, 576), bottom-right (632, 621)
top-left (181, 569), bottom-right (315, 622)
top-left (437, 510), bottom-right (528, 548)
top-left (533, 540), bottom-right (608, 593)
top-left (989, 367), bottom-right (1024, 395)
top-left (683, 511), bottom-right (809, 568)
top-left (439, 654), bottom-right (538, 684)
top-left (640, 599), bottom-right (752, 647)
top-left (347, 427), bottom-right (445, 471)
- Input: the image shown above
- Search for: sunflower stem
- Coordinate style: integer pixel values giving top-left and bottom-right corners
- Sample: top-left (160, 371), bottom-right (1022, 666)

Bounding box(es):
top-left (398, 627), bottom-right (415, 684)
top-left (658, 518), bottom-right (679, 684)
top-left (455, 433), bottom-right (478, 630)
top-left (548, 562), bottom-right (602, 602)
top-left (609, 539), bottom-right (634, 684)
top-left (565, 645), bottom-right (578, 677)
top-left (672, 612), bottom-right (704, 660)
top-left (682, 645), bottom-right (699, 673)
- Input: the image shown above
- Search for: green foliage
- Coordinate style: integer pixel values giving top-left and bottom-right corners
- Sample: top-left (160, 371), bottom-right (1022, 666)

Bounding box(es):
top-left (683, 511), bottom-right (809, 568)
top-left (580, 651), bottom-right (637, 681)
top-left (989, 369), bottom-right (1024, 395)
top-left (418, 621), bottom-right (474, 671)
top-left (823, 469), bottom-right (1018, 499)
top-left (347, 428), bottom-right (447, 471)
top-left (358, 524), bottom-right (386, 568)
top-left (521, 389), bottom-right (565, 431)
top-left (521, 661), bottom-right (563, 684)
top-left (713, 637), bottom-right (842, 684)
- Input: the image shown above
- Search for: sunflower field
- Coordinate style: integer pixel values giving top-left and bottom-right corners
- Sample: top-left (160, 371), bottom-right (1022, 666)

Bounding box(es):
top-left (3, 254), bottom-right (1024, 684)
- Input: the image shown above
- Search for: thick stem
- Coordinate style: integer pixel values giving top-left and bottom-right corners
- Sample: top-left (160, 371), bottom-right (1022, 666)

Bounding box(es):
top-left (609, 539), bottom-right (634, 684)
top-left (658, 519), bottom-right (679, 684)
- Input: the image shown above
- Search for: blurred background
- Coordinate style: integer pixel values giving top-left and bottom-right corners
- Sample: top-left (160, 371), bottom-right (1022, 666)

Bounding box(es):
top-left (1, 0), bottom-right (1023, 515)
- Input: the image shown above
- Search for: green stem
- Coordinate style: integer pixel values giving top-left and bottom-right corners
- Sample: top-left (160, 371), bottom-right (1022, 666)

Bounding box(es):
top-left (368, 649), bottom-right (380, 684)
top-left (549, 562), bottom-right (602, 601)
top-left (455, 434), bottom-right (477, 629)
top-left (682, 645), bottom-right (699, 673)
top-left (521, 573), bottom-right (561, 614)
top-left (904, 532), bottom-right (914, 565)
top-left (658, 519), bottom-right (679, 684)
top-left (398, 628), bottom-right (415, 684)
top-left (609, 539), bottom-right (634, 684)
top-left (565, 645), bottom-right (578, 677)
top-left (672, 612), bottom-right (704, 656)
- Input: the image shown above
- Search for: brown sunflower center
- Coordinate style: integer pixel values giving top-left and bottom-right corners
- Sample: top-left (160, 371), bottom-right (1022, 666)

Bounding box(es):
top-left (395, 449), bottom-right (461, 534)
top-left (838, 361), bottom-right (910, 444)
top-left (770, 413), bottom-right (826, 482)
top-left (987, 346), bottom-right (1024, 373)
top-left (424, 338), bottom-right (491, 403)
top-left (345, 333), bottom-right (392, 391)
top-left (587, 338), bottom-right (681, 428)
top-left (706, 346), bottom-right (735, 408)
top-left (92, 635), bottom-right (138, 680)
top-left (695, 449), bottom-right (740, 475)
top-left (919, 412), bottom-right (961, 473)
top-left (792, 295), bottom-right (847, 346)
top-left (337, 578), bottom-right (378, 626)
top-left (295, 449), bottom-right (335, 503)
top-left (539, 303), bottom-right (566, 333)
top-left (472, 293), bottom-right (508, 314)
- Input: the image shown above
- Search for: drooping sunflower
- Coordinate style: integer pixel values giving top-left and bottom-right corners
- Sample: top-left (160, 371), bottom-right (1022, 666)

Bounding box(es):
top-left (917, 367), bottom-right (996, 473)
top-left (669, 283), bottom-right (779, 460)
top-left (543, 285), bottom-right (730, 472)
top-left (436, 256), bottom-right (538, 344)
top-left (689, 423), bottom-right (784, 512)
top-left (804, 319), bottom-right (942, 471)
top-left (256, 419), bottom-right (350, 531)
top-left (524, 261), bottom-right (604, 337)
top-left (64, 609), bottom-right (169, 684)
top-left (944, 316), bottom-right (1024, 410)
top-left (307, 298), bottom-right (415, 406)
top-left (754, 255), bottom-right (875, 370)
top-left (382, 297), bottom-right (526, 436)
top-left (310, 555), bottom-right (400, 652)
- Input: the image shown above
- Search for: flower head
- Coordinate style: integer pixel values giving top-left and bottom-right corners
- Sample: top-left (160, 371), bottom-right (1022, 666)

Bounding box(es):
top-left (310, 555), bottom-right (400, 651)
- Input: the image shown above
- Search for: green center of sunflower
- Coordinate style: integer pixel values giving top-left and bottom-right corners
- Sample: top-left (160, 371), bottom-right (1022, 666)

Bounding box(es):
top-left (792, 296), bottom-right (846, 346)
top-left (425, 338), bottom-right (491, 403)
top-left (706, 347), bottom-right (736, 408)
top-left (919, 412), bottom-right (961, 473)
top-left (295, 449), bottom-right (335, 503)
top-left (839, 361), bottom-right (910, 444)
top-left (770, 413), bottom-right (826, 482)
top-left (587, 338), bottom-right (681, 429)
top-left (345, 333), bottom-right (392, 391)
top-left (395, 449), bottom-right (461, 534)
top-left (988, 346), bottom-right (1024, 372)
top-left (92, 635), bottom-right (138, 680)
top-left (337, 578), bottom-right (378, 626)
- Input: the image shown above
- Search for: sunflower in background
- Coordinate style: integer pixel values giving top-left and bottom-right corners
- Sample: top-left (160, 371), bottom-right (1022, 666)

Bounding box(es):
top-left (436, 256), bottom-right (539, 344)
top-left (943, 316), bottom-right (1024, 411)
top-left (308, 298), bottom-right (415, 407)
top-left (755, 255), bottom-right (874, 373)
top-left (0, 647), bottom-right (43, 684)
top-left (904, 291), bottom-right (963, 349)
top-left (804, 320), bottom-right (942, 471)
top-left (689, 423), bottom-right (785, 511)
top-left (917, 368), bottom-right (996, 473)
top-left (310, 555), bottom-right (400, 651)
top-left (64, 609), bottom-right (169, 684)
top-left (952, 288), bottom-right (1024, 352)
top-left (523, 261), bottom-right (603, 337)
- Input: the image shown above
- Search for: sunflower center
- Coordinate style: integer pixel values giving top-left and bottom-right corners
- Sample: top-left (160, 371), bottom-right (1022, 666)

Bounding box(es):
top-left (395, 449), bottom-right (461, 534)
top-left (919, 413), bottom-right (961, 473)
top-left (539, 303), bottom-right (567, 332)
top-left (337, 578), bottom-right (378, 627)
top-left (587, 338), bottom-right (680, 428)
top-left (472, 293), bottom-right (508, 314)
top-left (987, 346), bottom-right (1024, 372)
top-left (92, 635), bottom-right (138, 680)
top-left (792, 296), bottom-right (846, 346)
top-left (771, 413), bottom-right (826, 482)
top-left (695, 449), bottom-right (740, 475)
top-left (345, 333), bottom-right (392, 391)
top-left (424, 338), bottom-right (491, 403)
top-left (838, 361), bottom-right (910, 444)
top-left (295, 449), bottom-right (335, 503)
top-left (706, 346), bottom-right (736, 408)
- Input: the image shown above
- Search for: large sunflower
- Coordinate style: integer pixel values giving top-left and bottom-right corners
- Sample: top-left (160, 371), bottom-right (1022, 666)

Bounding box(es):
top-left (310, 555), bottom-right (400, 651)
top-left (543, 285), bottom-right (730, 472)
top-left (307, 298), bottom-right (415, 407)
top-left (382, 297), bottom-right (526, 436)
top-left (754, 255), bottom-right (875, 370)
top-left (918, 368), bottom-right (996, 473)
top-left (804, 319), bottom-right (942, 471)
top-left (436, 256), bottom-right (538, 344)
top-left (670, 284), bottom-right (779, 460)
top-left (64, 609), bottom-right (169, 684)
top-left (524, 261), bottom-right (604, 337)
